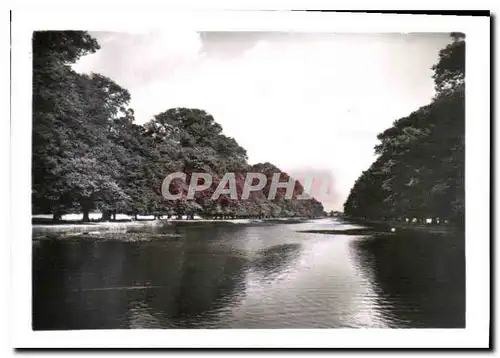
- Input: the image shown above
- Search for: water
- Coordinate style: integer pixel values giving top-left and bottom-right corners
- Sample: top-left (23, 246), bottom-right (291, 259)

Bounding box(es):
top-left (32, 218), bottom-right (465, 329)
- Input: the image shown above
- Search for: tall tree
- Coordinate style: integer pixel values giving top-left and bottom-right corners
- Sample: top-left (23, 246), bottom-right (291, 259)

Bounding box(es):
top-left (32, 31), bottom-right (100, 219)
top-left (344, 33), bottom-right (465, 226)
top-left (33, 32), bottom-right (326, 221)
top-left (33, 31), bottom-right (136, 221)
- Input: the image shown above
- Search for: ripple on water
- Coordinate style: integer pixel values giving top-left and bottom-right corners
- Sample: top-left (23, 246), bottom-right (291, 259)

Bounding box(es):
top-left (32, 219), bottom-right (465, 329)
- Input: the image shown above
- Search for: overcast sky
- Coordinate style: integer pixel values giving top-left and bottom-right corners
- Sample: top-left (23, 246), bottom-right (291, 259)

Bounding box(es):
top-left (73, 31), bottom-right (452, 211)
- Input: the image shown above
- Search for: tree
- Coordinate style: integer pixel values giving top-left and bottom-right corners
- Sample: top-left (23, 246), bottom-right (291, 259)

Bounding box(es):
top-left (32, 31), bottom-right (100, 219)
top-left (432, 33), bottom-right (465, 94)
top-left (344, 33), bottom-right (465, 226)
top-left (33, 31), bottom-right (139, 222)
top-left (33, 32), bottom-right (326, 221)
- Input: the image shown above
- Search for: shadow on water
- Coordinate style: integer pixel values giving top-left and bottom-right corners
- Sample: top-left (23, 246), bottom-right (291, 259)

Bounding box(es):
top-left (348, 230), bottom-right (465, 328)
top-left (33, 221), bottom-right (465, 329)
top-left (33, 227), bottom-right (249, 330)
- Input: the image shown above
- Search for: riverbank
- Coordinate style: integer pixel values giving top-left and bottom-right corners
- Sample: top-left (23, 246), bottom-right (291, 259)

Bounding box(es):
top-left (33, 220), bottom-right (163, 235)
top-left (342, 217), bottom-right (464, 234)
top-left (32, 217), bottom-right (311, 235)
top-left (298, 228), bottom-right (395, 236)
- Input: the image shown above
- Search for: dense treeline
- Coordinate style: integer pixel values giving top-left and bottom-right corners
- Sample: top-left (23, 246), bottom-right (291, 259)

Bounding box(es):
top-left (32, 31), bottom-right (324, 222)
top-left (344, 33), bottom-right (465, 226)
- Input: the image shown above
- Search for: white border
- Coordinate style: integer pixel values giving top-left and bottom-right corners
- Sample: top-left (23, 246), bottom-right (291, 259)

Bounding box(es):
top-left (10, 10), bottom-right (490, 349)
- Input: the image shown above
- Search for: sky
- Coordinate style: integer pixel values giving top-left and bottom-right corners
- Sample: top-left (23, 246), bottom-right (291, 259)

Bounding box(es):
top-left (73, 31), bottom-right (453, 211)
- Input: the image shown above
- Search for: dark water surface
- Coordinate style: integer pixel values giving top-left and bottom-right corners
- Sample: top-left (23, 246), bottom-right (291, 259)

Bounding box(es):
top-left (32, 219), bottom-right (465, 329)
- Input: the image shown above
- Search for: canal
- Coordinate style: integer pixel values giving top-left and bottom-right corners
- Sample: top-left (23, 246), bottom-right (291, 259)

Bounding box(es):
top-left (32, 218), bottom-right (465, 329)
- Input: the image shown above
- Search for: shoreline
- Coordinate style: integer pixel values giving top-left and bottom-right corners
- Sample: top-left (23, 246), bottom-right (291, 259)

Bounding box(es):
top-left (342, 217), bottom-right (464, 234)
top-left (32, 217), bottom-right (312, 235)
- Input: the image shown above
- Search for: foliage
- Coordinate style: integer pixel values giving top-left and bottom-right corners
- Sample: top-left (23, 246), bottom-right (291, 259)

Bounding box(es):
top-left (32, 31), bottom-right (324, 221)
top-left (343, 34), bottom-right (465, 225)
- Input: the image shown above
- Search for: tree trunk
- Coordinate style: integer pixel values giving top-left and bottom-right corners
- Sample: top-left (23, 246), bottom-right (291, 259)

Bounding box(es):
top-left (134, 213), bottom-right (138, 221)
top-left (102, 210), bottom-right (111, 222)
top-left (80, 198), bottom-right (91, 222)
top-left (53, 209), bottom-right (62, 222)
top-left (80, 197), bottom-right (93, 222)
top-left (112, 211), bottom-right (116, 221)
top-left (82, 209), bottom-right (90, 222)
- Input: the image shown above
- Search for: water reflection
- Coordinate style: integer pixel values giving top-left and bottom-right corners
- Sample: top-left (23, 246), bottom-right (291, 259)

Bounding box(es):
top-left (348, 231), bottom-right (465, 328)
top-left (35, 242), bottom-right (239, 329)
top-left (33, 220), bottom-right (465, 329)
top-left (251, 243), bottom-right (302, 278)
top-left (32, 227), bottom-right (304, 329)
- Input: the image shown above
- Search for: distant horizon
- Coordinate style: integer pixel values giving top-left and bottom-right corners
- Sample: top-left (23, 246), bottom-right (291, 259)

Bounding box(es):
top-left (73, 31), bottom-right (453, 210)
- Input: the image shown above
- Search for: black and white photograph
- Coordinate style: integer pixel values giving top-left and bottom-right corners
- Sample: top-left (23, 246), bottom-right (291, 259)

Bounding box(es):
top-left (9, 9), bottom-right (490, 349)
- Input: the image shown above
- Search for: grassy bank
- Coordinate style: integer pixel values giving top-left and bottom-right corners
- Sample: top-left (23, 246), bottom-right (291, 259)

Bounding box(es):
top-left (32, 217), bottom-right (311, 236)
top-left (32, 219), bottom-right (164, 235)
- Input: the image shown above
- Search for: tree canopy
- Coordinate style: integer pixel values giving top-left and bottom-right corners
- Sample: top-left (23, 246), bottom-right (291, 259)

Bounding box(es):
top-left (343, 34), bottom-right (465, 226)
top-left (32, 31), bottom-right (324, 221)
